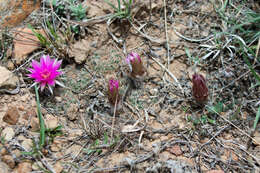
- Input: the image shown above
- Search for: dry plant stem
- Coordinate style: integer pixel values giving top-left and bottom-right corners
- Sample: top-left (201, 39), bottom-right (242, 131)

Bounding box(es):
top-left (0, 81), bottom-right (20, 94)
top-left (149, 54), bottom-right (184, 95)
top-left (172, 26), bottom-right (214, 42)
top-left (107, 18), bottom-right (123, 45)
top-left (12, 51), bottom-right (44, 73)
top-left (124, 102), bottom-right (141, 119)
top-left (63, 13), bottom-right (113, 27)
top-left (130, 21), bottom-right (166, 45)
top-left (149, 0), bottom-right (152, 23)
top-left (217, 67), bottom-right (255, 92)
top-left (254, 37), bottom-right (260, 64)
top-left (38, 153), bottom-right (56, 173)
top-left (95, 117), bottom-right (119, 133)
top-left (67, 143), bottom-right (88, 173)
top-left (202, 125), bottom-right (229, 147)
top-left (139, 130), bottom-right (144, 144)
top-left (110, 95), bottom-right (118, 140)
top-left (163, 0), bottom-right (170, 70)
top-left (206, 105), bottom-right (260, 145)
top-left (218, 138), bottom-right (260, 165)
top-left (80, 113), bottom-right (87, 132)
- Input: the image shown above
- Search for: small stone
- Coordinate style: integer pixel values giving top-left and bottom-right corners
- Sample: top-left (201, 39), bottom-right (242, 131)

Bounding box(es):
top-left (40, 107), bottom-right (48, 115)
top-left (67, 104), bottom-right (78, 121)
top-left (0, 162), bottom-right (10, 173)
top-left (65, 145), bottom-right (81, 158)
top-left (7, 61), bottom-right (15, 70)
top-left (1, 127), bottom-right (15, 141)
top-left (0, 144), bottom-right (7, 155)
top-left (18, 105), bottom-right (24, 111)
top-left (21, 138), bottom-right (33, 151)
top-left (55, 96), bottom-right (62, 102)
top-left (51, 139), bottom-right (62, 152)
top-left (23, 109), bottom-right (36, 120)
top-left (253, 131), bottom-right (260, 146)
top-left (45, 114), bottom-right (59, 129)
top-left (54, 162), bottom-right (63, 173)
top-left (2, 155), bottom-right (15, 169)
top-left (17, 162), bottom-right (32, 173)
top-left (68, 129), bottom-right (83, 138)
top-left (30, 117), bottom-right (40, 132)
top-left (32, 161), bottom-right (43, 171)
top-left (0, 66), bottom-right (19, 89)
top-left (231, 151), bottom-right (239, 161)
top-left (13, 149), bottom-right (22, 158)
top-left (3, 106), bottom-right (20, 125)
top-left (207, 170), bottom-right (224, 173)
top-left (167, 145), bottom-right (183, 156)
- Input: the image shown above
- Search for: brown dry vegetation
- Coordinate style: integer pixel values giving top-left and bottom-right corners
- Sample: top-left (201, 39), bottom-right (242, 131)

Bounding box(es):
top-left (0, 0), bottom-right (260, 173)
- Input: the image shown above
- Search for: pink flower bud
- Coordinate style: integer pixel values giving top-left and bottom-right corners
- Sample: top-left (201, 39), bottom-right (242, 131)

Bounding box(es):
top-left (108, 78), bottom-right (120, 105)
top-left (126, 52), bottom-right (146, 78)
top-left (192, 73), bottom-right (209, 104)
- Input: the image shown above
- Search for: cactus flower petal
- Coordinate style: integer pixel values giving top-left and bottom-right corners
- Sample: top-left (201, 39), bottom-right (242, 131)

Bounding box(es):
top-left (28, 54), bottom-right (63, 94)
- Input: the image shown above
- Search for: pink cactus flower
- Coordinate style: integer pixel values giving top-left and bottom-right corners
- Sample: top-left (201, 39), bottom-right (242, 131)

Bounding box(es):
top-left (126, 52), bottom-right (146, 79)
top-left (28, 55), bottom-right (63, 94)
top-left (192, 73), bottom-right (209, 104)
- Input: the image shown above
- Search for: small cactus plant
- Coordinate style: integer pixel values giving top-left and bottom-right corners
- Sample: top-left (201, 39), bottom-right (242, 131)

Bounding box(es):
top-left (125, 52), bottom-right (147, 89)
top-left (108, 78), bottom-right (121, 114)
top-left (192, 73), bottom-right (209, 104)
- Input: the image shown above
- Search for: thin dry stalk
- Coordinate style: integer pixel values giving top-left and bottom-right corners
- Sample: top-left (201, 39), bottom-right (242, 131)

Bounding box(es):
top-left (148, 54), bottom-right (184, 95)
top-left (110, 95), bottom-right (118, 140)
top-left (163, 0), bottom-right (170, 69)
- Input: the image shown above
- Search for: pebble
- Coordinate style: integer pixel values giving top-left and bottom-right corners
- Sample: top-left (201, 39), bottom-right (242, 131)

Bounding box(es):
top-left (1, 127), bottom-right (15, 141)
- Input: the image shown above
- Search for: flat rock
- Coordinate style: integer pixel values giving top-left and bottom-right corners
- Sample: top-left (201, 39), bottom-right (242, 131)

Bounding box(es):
top-left (0, 66), bottom-right (19, 89)
top-left (45, 114), bottom-right (59, 129)
top-left (0, 162), bottom-right (10, 173)
top-left (13, 28), bottom-right (45, 64)
top-left (0, 0), bottom-right (41, 28)
top-left (3, 106), bottom-right (20, 125)
top-left (68, 39), bottom-right (93, 64)
top-left (21, 138), bottom-right (33, 151)
top-left (207, 170), bottom-right (224, 173)
top-left (2, 155), bottom-right (15, 169)
top-left (54, 162), bottom-right (63, 173)
top-left (16, 162), bottom-right (32, 173)
top-left (167, 145), bottom-right (183, 156)
top-left (29, 116), bottom-right (40, 132)
top-left (67, 104), bottom-right (78, 121)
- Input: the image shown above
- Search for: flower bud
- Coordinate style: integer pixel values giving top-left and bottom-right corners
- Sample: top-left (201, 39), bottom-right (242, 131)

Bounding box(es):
top-left (108, 78), bottom-right (120, 106)
top-left (126, 52), bottom-right (146, 79)
top-left (192, 73), bottom-right (209, 104)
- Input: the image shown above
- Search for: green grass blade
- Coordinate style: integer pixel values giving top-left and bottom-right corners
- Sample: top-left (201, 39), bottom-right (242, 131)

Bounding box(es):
top-left (242, 53), bottom-right (260, 83)
top-left (35, 85), bottom-right (46, 148)
top-left (117, 0), bottom-right (121, 11)
top-left (104, 0), bottom-right (118, 11)
top-left (253, 106), bottom-right (260, 130)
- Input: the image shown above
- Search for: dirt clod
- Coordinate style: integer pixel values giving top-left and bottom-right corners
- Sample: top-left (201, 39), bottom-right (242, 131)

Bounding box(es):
top-left (2, 155), bottom-right (15, 169)
top-left (3, 106), bottom-right (20, 125)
